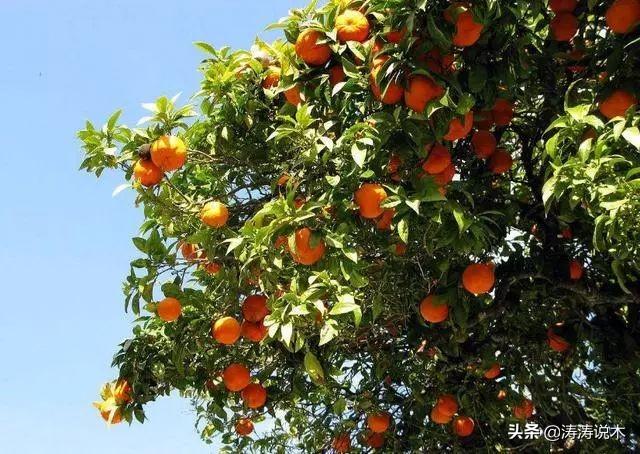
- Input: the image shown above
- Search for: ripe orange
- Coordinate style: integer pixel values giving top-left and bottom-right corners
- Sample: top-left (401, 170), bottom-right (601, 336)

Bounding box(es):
top-left (444, 111), bottom-right (474, 141)
top-left (452, 416), bottom-right (475, 437)
top-left (513, 399), bottom-right (534, 419)
top-left (599, 89), bottom-right (637, 119)
top-left (370, 61), bottom-right (404, 104)
top-left (113, 380), bottom-right (132, 404)
top-left (569, 259), bottom-right (584, 280)
top-left (291, 227), bottom-right (326, 265)
top-left (223, 363), bottom-right (251, 392)
top-left (453, 11), bottom-right (484, 47)
top-left (432, 163), bottom-right (456, 187)
top-left (180, 242), bottom-right (203, 262)
top-left (335, 10), bottom-right (370, 42)
top-left (404, 75), bottom-right (444, 113)
top-left (422, 144), bottom-right (451, 175)
top-left (355, 183), bottom-right (387, 218)
top-left (462, 263), bottom-right (495, 295)
top-left (242, 294), bottom-right (269, 322)
top-left (157, 297), bottom-right (182, 322)
top-left (204, 262), bottom-right (222, 275)
top-left (200, 201), bottom-right (229, 228)
top-left (284, 85), bottom-right (302, 106)
top-left (329, 65), bottom-right (346, 86)
top-left (423, 48), bottom-right (455, 74)
top-left (394, 242), bottom-right (407, 256)
top-left (295, 29), bottom-right (331, 66)
top-left (549, 0), bottom-right (577, 12)
top-left (606, 0), bottom-right (640, 34)
top-left (419, 294), bottom-right (449, 323)
top-left (483, 363), bottom-right (501, 379)
top-left (241, 320), bottom-right (267, 342)
top-left (364, 431), bottom-right (384, 448)
top-left (492, 99), bottom-right (514, 126)
top-left (471, 130), bottom-right (497, 158)
top-left (262, 68), bottom-right (281, 89)
top-left (367, 412), bottom-right (391, 433)
top-left (550, 13), bottom-right (578, 41)
top-left (332, 434), bottom-right (351, 453)
top-left (547, 328), bottom-right (571, 352)
top-left (150, 136), bottom-right (187, 172)
top-left (387, 154), bottom-right (401, 175)
top-left (430, 406), bottom-right (453, 424)
top-left (99, 405), bottom-right (123, 424)
top-left (386, 27), bottom-right (407, 43)
top-left (212, 316), bottom-right (241, 345)
top-left (133, 159), bottom-right (164, 187)
top-left (241, 383), bottom-right (267, 408)
top-left (277, 174), bottom-right (290, 186)
top-left (488, 149), bottom-right (513, 174)
top-left (435, 394), bottom-right (458, 417)
top-left (376, 208), bottom-right (395, 230)
top-left (235, 418), bottom-right (254, 436)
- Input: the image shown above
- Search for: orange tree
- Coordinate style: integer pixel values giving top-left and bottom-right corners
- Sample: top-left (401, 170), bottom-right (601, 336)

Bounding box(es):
top-left (79, 0), bottom-right (640, 451)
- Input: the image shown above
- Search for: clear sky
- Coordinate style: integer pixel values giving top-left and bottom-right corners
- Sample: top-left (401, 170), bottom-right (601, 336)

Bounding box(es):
top-left (0, 1), bottom-right (303, 452)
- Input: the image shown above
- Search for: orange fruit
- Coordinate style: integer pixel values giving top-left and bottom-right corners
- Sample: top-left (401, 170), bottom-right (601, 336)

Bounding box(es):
top-left (599, 89), bottom-right (637, 119)
top-left (606, 0), bottom-right (640, 34)
top-left (200, 201), bottom-right (229, 228)
top-left (387, 154), bottom-right (401, 174)
top-left (569, 259), bottom-right (584, 280)
top-left (423, 48), bottom-right (455, 74)
top-left (422, 144), bottom-right (451, 175)
top-left (335, 10), bottom-right (370, 42)
top-left (274, 235), bottom-right (289, 251)
top-left (419, 294), bottom-right (449, 323)
top-left (157, 297), bottom-right (182, 322)
top-left (370, 60), bottom-right (404, 104)
top-left (332, 434), bottom-right (351, 453)
top-left (223, 363), bottom-right (251, 392)
top-left (432, 163), bottom-right (456, 187)
top-left (471, 130), bottom-right (497, 158)
top-left (262, 68), bottom-right (281, 89)
top-left (295, 29), bottom-right (331, 66)
top-left (488, 150), bottom-right (513, 174)
top-left (242, 294), bottom-right (269, 322)
top-left (394, 242), bottom-right (407, 256)
top-left (404, 75), bottom-right (444, 113)
top-left (435, 394), bottom-right (458, 418)
top-left (355, 183), bottom-right (388, 218)
top-left (133, 159), bottom-right (164, 187)
top-left (453, 11), bottom-right (484, 47)
top-left (387, 27), bottom-right (407, 43)
top-left (550, 0), bottom-right (577, 12)
top-left (430, 406), bottom-right (453, 424)
top-left (204, 262), bottom-right (222, 275)
top-left (492, 99), bottom-right (514, 126)
top-left (462, 263), bottom-right (495, 295)
top-left (329, 65), bottom-right (346, 86)
top-left (364, 431), bottom-right (384, 448)
top-left (291, 227), bottom-right (326, 265)
top-left (212, 316), bottom-right (241, 345)
top-left (150, 135), bottom-right (187, 172)
top-left (277, 174), bottom-right (290, 186)
top-left (452, 416), bottom-right (475, 437)
top-left (513, 399), bottom-right (534, 419)
top-left (235, 418), bottom-right (254, 436)
top-left (367, 412), bottom-right (391, 433)
top-left (99, 405), bottom-right (123, 424)
top-left (241, 383), bottom-right (267, 408)
top-left (550, 12), bottom-right (578, 41)
top-left (547, 328), bottom-right (571, 352)
top-left (113, 380), bottom-right (132, 404)
top-left (483, 363), bottom-right (501, 379)
top-left (241, 320), bottom-right (267, 342)
top-left (180, 242), bottom-right (203, 262)
top-left (284, 85), bottom-right (302, 106)
top-left (376, 208), bottom-right (395, 230)
top-left (444, 111), bottom-right (474, 141)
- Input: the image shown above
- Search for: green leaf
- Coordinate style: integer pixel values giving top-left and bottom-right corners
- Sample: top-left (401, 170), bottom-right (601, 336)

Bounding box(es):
top-left (351, 143), bottom-right (367, 167)
top-left (398, 217), bottom-right (409, 243)
top-left (329, 294), bottom-right (359, 315)
top-left (622, 127), bottom-right (640, 149)
top-left (303, 351), bottom-right (325, 384)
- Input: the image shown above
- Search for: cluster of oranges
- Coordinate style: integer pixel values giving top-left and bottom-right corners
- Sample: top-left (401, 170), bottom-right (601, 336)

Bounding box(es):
top-left (219, 363), bottom-right (267, 436)
top-left (331, 411), bottom-right (391, 453)
top-left (429, 394), bottom-right (475, 437)
top-left (133, 135), bottom-right (186, 187)
top-left (93, 379), bottom-right (131, 425)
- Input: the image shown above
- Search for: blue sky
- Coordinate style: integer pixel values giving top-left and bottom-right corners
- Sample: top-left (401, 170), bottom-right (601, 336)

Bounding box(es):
top-left (0, 1), bottom-right (303, 452)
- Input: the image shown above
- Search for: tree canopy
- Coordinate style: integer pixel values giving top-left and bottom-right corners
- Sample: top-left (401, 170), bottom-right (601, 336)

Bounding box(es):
top-left (80, 0), bottom-right (640, 451)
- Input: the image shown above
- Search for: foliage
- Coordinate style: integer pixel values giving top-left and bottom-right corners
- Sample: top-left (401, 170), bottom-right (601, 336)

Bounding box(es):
top-left (79, 0), bottom-right (640, 451)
